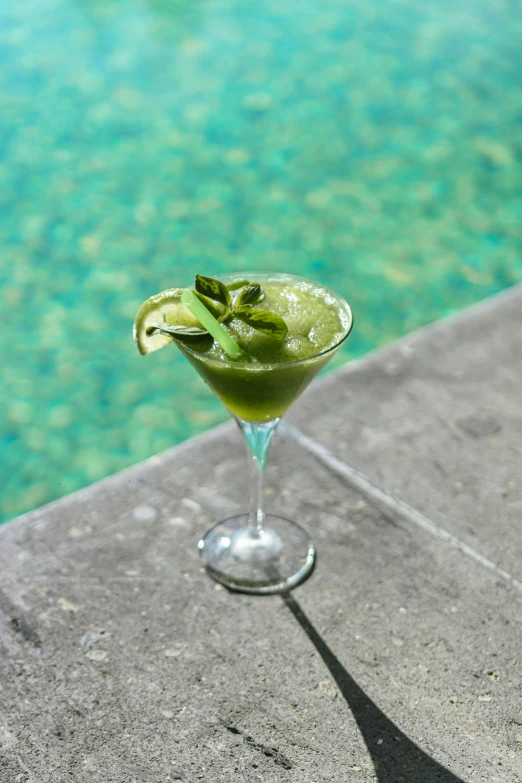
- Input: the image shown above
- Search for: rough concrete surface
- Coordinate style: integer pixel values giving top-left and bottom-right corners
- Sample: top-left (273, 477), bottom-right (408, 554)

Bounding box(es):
top-left (1, 288), bottom-right (522, 783)
top-left (289, 282), bottom-right (522, 580)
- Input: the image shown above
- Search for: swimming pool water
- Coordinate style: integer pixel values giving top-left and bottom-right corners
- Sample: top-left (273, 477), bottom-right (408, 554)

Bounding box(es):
top-left (1, 0), bottom-right (521, 523)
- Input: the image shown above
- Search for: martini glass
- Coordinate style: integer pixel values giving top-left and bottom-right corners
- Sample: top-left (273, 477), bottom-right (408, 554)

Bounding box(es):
top-left (179, 272), bottom-right (353, 594)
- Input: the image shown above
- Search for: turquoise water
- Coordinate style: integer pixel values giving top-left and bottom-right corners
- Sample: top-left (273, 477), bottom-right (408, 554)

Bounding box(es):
top-left (1, 0), bottom-right (521, 523)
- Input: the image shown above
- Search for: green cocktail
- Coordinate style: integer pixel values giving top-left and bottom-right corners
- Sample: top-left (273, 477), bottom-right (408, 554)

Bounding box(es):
top-left (134, 272), bottom-right (353, 594)
top-left (178, 273), bottom-right (352, 422)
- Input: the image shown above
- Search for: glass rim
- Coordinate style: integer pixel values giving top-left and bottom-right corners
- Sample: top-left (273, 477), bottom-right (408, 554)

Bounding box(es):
top-left (179, 271), bottom-right (354, 370)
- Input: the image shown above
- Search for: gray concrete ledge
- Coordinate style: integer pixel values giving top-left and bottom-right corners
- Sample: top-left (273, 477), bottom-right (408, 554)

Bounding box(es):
top-left (1, 285), bottom-right (521, 782)
top-left (290, 281), bottom-right (522, 580)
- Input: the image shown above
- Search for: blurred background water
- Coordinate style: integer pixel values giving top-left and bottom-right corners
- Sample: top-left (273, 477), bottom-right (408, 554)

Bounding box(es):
top-left (1, 0), bottom-right (521, 523)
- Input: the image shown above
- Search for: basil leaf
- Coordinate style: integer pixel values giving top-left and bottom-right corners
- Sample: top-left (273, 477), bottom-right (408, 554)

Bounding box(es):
top-left (193, 290), bottom-right (227, 320)
top-left (226, 279), bottom-right (250, 291)
top-left (236, 283), bottom-right (263, 306)
top-left (195, 274), bottom-right (231, 308)
top-left (146, 324), bottom-right (213, 351)
top-left (233, 306), bottom-right (288, 341)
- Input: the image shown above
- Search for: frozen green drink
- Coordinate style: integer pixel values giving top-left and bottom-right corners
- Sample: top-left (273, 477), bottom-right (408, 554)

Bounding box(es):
top-left (178, 273), bottom-right (352, 422)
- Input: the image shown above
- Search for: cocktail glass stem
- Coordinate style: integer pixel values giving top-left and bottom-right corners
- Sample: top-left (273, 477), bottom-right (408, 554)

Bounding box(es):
top-left (198, 414), bottom-right (316, 594)
top-left (236, 418), bottom-right (280, 536)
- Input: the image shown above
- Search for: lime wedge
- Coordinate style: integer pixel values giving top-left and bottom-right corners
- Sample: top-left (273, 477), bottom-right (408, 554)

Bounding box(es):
top-left (133, 288), bottom-right (200, 355)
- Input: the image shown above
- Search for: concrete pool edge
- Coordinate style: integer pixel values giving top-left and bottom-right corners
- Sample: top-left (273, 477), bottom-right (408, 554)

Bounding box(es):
top-left (1, 282), bottom-right (521, 781)
top-left (287, 278), bottom-right (522, 583)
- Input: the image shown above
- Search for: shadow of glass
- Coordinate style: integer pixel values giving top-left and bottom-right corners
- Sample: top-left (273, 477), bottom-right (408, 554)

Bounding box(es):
top-left (281, 591), bottom-right (467, 783)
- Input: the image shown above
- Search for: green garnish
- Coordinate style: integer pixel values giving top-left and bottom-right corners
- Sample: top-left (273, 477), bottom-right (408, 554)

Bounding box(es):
top-left (236, 283), bottom-right (264, 306)
top-left (195, 274), bottom-right (231, 309)
top-left (180, 289), bottom-right (245, 358)
top-left (192, 290), bottom-right (227, 321)
top-left (144, 274), bottom-right (288, 356)
top-left (226, 279), bottom-right (250, 291)
top-left (191, 274), bottom-right (286, 342)
top-left (145, 323), bottom-right (214, 352)
top-left (233, 305), bottom-right (288, 341)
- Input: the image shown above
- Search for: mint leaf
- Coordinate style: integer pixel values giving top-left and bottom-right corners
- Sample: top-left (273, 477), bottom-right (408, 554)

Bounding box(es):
top-left (146, 324), bottom-right (213, 351)
top-left (226, 279), bottom-right (250, 291)
top-left (195, 274), bottom-right (230, 308)
top-left (236, 283), bottom-right (263, 306)
top-left (193, 290), bottom-right (227, 321)
top-left (234, 306), bottom-right (288, 341)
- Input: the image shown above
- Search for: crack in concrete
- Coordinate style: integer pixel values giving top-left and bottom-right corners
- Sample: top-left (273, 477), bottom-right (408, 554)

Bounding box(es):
top-left (223, 724), bottom-right (293, 769)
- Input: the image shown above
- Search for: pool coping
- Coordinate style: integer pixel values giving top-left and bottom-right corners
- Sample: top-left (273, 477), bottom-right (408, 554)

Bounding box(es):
top-left (1, 282), bottom-right (521, 782)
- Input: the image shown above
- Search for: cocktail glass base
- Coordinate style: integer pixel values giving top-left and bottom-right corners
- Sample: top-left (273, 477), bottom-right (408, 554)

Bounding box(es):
top-left (198, 514), bottom-right (316, 595)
